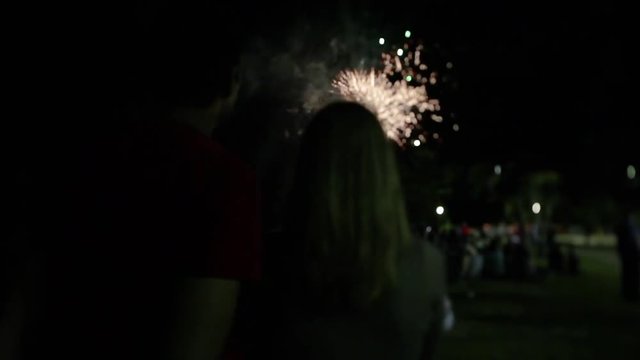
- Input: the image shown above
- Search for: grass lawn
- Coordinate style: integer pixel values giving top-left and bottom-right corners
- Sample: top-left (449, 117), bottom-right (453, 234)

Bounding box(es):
top-left (438, 249), bottom-right (640, 359)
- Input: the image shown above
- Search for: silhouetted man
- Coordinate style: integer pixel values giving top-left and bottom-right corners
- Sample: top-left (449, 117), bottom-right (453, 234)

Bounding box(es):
top-left (10, 2), bottom-right (261, 359)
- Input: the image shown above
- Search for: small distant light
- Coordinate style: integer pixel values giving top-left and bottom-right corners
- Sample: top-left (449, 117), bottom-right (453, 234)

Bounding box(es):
top-left (452, 123), bottom-right (460, 132)
top-left (532, 202), bottom-right (541, 214)
top-left (494, 164), bottom-right (502, 175)
top-left (446, 62), bottom-right (453, 69)
top-left (406, 75), bottom-right (413, 82)
top-left (436, 206), bottom-right (445, 215)
top-left (433, 133), bottom-right (440, 139)
top-left (413, 139), bottom-right (421, 147)
top-left (426, 226), bottom-right (432, 233)
top-left (404, 30), bottom-right (411, 38)
top-left (397, 48), bottom-right (404, 56)
top-left (628, 165), bottom-right (636, 180)
top-left (378, 37), bottom-right (385, 45)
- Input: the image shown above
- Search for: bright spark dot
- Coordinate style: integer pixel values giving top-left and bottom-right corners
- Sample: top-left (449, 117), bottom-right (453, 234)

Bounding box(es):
top-left (413, 139), bottom-right (421, 147)
top-left (431, 114), bottom-right (443, 122)
top-left (379, 37), bottom-right (385, 45)
top-left (397, 48), bottom-right (404, 56)
top-left (628, 165), bottom-right (636, 180)
top-left (532, 202), bottom-right (541, 214)
top-left (494, 164), bottom-right (502, 175)
top-left (405, 30), bottom-right (411, 38)
top-left (406, 75), bottom-right (413, 82)
top-left (446, 62), bottom-right (453, 69)
top-left (452, 123), bottom-right (460, 131)
top-left (436, 206), bottom-right (445, 215)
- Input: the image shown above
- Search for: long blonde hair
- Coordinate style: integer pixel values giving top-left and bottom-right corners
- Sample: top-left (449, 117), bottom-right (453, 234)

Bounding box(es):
top-left (286, 102), bottom-right (411, 310)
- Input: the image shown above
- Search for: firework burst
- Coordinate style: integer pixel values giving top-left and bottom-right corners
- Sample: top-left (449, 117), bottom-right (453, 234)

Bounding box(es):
top-left (332, 69), bottom-right (438, 144)
top-left (332, 34), bottom-right (449, 145)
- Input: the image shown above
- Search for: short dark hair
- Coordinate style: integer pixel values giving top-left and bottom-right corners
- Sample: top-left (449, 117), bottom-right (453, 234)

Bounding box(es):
top-left (103, 1), bottom-right (244, 108)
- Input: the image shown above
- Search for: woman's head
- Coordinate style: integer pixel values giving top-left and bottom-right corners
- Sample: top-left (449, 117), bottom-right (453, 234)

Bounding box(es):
top-left (287, 102), bottom-right (411, 309)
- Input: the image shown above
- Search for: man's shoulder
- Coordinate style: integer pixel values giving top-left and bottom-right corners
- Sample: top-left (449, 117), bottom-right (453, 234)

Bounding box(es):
top-left (155, 120), bottom-right (254, 178)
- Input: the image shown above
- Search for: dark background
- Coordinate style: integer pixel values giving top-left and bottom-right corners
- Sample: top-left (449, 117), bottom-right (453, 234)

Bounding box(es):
top-left (229, 0), bottom-right (638, 227)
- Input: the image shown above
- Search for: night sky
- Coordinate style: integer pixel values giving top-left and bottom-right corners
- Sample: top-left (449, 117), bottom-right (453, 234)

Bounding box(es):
top-left (17, 1), bottom-right (634, 227)
top-left (407, 0), bottom-right (633, 164)
top-left (206, 0), bottom-right (637, 228)
top-left (254, 0), bottom-right (636, 165)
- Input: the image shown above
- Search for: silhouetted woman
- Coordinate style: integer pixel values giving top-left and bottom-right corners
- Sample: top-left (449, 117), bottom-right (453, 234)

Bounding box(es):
top-left (256, 102), bottom-right (447, 360)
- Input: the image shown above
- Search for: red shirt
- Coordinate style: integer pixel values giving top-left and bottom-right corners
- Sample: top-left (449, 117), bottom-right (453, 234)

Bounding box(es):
top-left (100, 118), bottom-right (262, 280)
top-left (161, 121), bottom-right (262, 280)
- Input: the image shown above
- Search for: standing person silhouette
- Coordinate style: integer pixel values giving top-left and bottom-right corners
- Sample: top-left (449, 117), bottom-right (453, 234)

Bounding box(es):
top-left (11, 2), bottom-right (261, 360)
top-left (616, 210), bottom-right (639, 302)
top-left (257, 102), bottom-right (447, 360)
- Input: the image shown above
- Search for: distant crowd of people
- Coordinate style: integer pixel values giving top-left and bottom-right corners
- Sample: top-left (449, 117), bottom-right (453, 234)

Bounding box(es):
top-left (414, 219), bottom-right (639, 303)
top-left (416, 223), bottom-right (581, 286)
